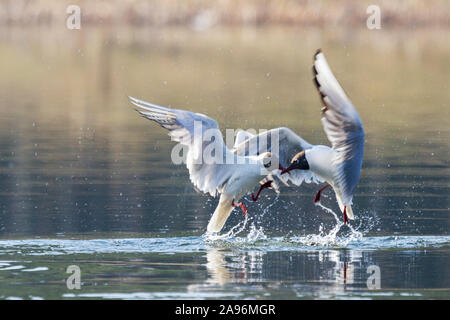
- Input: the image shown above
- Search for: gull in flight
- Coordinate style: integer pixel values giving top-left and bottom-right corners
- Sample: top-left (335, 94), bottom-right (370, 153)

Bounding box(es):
top-left (233, 50), bottom-right (365, 224)
top-left (129, 96), bottom-right (281, 233)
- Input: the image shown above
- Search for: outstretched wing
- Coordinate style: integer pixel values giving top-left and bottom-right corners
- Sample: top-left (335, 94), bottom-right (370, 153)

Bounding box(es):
top-left (313, 50), bottom-right (365, 204)
top-left (130, 96), bottom-right (234, 196)
top-left (233, 129), bottom-right (256, 149)
top-left (232, 127), bottom-right (323, 186)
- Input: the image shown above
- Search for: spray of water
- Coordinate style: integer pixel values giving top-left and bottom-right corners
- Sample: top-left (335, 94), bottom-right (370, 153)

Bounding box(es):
top-left (286, 203), bottom-right (364, 247)
top-left (203, 195), bottom-right (281, 243)
top-left (203, 212), bottom-right (250, 242)
top-left (203, 193), bottom-right (371, 248)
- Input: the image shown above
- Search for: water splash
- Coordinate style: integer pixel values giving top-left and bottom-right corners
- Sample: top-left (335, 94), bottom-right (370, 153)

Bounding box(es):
top-left (203, 196), bottom-right (369, 247)
top-left (203, 194), bottom-right (282, 243)
top-left (203, 212), bottom-right (250, 242)
top-left (281, 203), bottom-right (363, 247)
top-left (246, 223), bottom-right (267, 242)
top-left (317, 202), bottom-right (363, 237)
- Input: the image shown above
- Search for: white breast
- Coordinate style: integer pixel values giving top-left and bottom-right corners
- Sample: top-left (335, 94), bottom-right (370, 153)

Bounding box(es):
top-left (223, 163), bottom-right (264, 199)
top-left (305, 145), bottom-right (336, 183)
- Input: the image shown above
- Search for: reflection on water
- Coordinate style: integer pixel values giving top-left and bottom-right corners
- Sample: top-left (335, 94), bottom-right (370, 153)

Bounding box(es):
top-left (199, 249), bottom-right (372, 297)
top-left (0, 26), bottom-right (448, 299)
top-left (0, 235), bottom-right (448, 299)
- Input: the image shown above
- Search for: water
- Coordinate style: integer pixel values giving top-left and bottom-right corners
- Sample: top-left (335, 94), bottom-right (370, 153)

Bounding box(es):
top-left (0, 234), bottom-right (449, 300)
top-left (0, 26), bottom-right (449, 299)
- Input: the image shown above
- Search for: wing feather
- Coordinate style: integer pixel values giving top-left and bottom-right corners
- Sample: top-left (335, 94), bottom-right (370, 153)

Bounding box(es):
top-left (313, 50), bottom-right (365, 204)
top-left (232, 127), bottom-right (323, 186)
top-left (130, 96), bottom-right (235, 196)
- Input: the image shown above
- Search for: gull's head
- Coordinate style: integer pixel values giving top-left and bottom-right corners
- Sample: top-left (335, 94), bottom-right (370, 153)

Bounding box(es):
top-left (258, 152), bottom-right (273, 168)
top-left (257, 152), bottom-right (283, 174)
top-left (281, 150), bottom-right (310, 175)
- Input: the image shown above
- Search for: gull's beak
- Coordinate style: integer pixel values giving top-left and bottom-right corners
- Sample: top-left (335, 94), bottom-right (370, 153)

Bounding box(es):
top-left (281, 151), bottom-right (310, 175)
top-left (281, 163), bottom-right (295, 175)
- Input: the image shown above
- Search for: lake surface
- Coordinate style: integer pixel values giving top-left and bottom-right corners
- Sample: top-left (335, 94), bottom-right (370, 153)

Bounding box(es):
top-left (0, 26), bottom-right (448, 299)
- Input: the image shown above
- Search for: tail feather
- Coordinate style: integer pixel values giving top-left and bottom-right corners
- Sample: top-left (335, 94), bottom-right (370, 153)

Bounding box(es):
top-left (335, 189), bottom-right (355, 220)
top-left (207, 195), bottom-right (234, 233)
top-left (345, 205), bottom-right (354, 220)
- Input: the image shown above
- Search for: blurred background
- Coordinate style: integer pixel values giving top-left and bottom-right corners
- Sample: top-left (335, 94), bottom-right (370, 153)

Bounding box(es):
top-left (0, 0), bottom-right (448, 238)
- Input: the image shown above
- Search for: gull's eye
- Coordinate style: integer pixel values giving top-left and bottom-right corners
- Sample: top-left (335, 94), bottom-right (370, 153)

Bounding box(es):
top-left (264, 160), bottom-right (271, 168)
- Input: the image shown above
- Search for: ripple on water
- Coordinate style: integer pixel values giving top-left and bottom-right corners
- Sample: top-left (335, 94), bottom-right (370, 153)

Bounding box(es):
top-left (0, 234), bottom-right (448, 256)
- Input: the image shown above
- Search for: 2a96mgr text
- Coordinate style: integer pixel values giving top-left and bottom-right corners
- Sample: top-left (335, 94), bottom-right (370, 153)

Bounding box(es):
top-left (175, 304), bottom-right (276, 317)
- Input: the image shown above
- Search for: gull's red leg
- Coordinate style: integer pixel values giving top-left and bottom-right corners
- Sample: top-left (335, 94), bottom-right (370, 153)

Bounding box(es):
top-left (251, 180), bottom-right (273, 202)
top-left (232, 199), bottom-right (248, 216)
top-left (343, 206), bottom-right (348, 224)
top-left (239, 203), bottom-right (247, 215)
top-left (343, 262), bottom-right (348, 285)
top-left (313, 184), bottom-right (331, 203)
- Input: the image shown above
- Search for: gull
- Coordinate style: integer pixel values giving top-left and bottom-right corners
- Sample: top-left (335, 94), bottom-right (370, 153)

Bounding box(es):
top-left (129, 96), bottom-right (279, 233)
top-left (232, 50), bottom-right (365, 224)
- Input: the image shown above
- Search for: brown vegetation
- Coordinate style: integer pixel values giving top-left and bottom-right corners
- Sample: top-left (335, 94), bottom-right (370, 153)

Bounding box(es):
top-left (0, 0), bottom-right (449, 27)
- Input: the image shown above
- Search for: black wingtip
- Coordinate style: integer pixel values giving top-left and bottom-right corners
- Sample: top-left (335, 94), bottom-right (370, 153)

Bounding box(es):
top-left (312, 65), bottom-right (324, 99)
top-left (312, 52), bottom-right (329, 114)
top-left (314, 48), bottom-right (322, 58)
top-left (313, 74), bottom-right (320, 88)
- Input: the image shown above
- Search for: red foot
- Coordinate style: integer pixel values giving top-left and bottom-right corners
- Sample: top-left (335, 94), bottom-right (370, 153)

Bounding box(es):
top-left (343, 262), bottom-right (347, 284)
top-left (313, 184), bottom-right (330, 203)
top-left (232, 199), bottom-right (248, 215)
top-left (251, 180), bottom-right (273, 202)
top-left (343, 206), bottom-right (348, 224)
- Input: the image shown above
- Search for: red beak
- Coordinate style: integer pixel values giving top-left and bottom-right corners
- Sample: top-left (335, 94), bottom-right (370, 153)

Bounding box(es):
top-left (279, 165), bottom-right (289, 175)
top-left (280, 164), bottom-right (293, 175)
